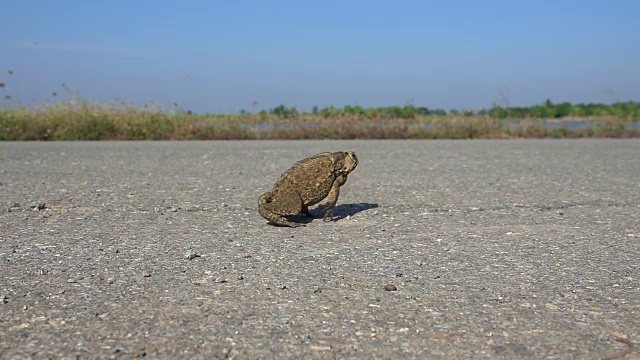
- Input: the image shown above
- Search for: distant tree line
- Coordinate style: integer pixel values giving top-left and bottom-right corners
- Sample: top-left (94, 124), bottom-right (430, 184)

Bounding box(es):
top-left (254, 100), bottom-right (640, 120)
top-left (488, 99), bottom-right (640, 119)
top-left (259, 104), bottom-right (449, 119)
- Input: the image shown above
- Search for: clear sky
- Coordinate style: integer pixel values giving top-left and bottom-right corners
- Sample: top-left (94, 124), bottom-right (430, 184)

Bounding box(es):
top-left (2, 0), bottom-right (639, 113)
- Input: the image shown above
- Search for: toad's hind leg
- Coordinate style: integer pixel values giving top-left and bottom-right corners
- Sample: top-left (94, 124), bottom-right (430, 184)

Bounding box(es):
top-left (258, 191), bottom-right (305, 227)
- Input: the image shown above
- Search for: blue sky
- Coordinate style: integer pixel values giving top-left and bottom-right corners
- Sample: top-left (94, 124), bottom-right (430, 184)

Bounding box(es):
top-left (2, 0), bottom-right (639, 113)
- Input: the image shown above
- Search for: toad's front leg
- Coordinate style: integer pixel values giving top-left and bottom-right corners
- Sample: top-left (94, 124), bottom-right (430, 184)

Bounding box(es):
top-left (321, 177), bottom-right (345, 221)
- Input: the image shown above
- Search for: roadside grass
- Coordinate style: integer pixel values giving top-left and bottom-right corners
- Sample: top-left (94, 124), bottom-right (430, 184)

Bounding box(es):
top-left (1, 100), bottom-right (638, 140)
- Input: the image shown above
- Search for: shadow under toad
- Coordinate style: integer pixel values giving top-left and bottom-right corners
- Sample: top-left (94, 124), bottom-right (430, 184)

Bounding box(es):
top-left (307, 202), bottom-right (379, 223)
top-left (267, 203), bottom-right (379, 227)
top-left (328, 202), bottom-right (379, 220)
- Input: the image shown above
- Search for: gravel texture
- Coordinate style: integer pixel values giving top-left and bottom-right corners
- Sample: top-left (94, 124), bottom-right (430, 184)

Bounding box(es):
top-left (0, 139), bottom-right (638, 359)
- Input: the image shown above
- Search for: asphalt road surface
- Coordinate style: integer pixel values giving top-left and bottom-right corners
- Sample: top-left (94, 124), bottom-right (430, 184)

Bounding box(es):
top-left (1, 139), bottom-right (638, 359)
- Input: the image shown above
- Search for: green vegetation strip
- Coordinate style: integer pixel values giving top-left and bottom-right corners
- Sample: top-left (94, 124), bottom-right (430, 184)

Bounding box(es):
top-left (1, 101), bottom-right (638, 140)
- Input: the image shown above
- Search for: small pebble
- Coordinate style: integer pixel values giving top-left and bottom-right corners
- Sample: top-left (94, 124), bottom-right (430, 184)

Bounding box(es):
top-left (299, 335), bottom-right (311, 343)
top-left (142, 272), bottom-right (151, 278)
top-left (384, 284), bottom-right (397, 291)
top-left (237, 274), bottom-right (245, 280)
top-left (214, 277), bottom-right (228, 283)
top-left (184, 250), bottom-right (201, 260)
top-left (313, 286), bottom-right (322, 293)
top-left (132, 349), bottom-right (146, 358)
top-left (395, 272), bottom-right (403, 277)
